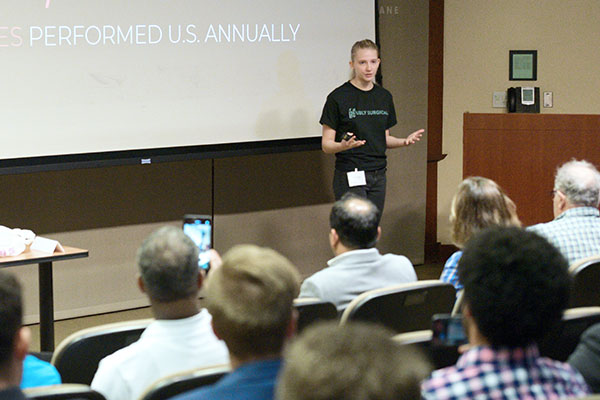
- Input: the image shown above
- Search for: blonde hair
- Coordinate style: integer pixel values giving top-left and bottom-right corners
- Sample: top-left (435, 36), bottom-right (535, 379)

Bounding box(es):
top-left (277, 322), bottom-right (431, 400)
top-left (450, 177), bottom-right (521, 248)
top-left (204, 244), bottom-right (300, 359)
top-left (350, 39), bottom-right (379, 61)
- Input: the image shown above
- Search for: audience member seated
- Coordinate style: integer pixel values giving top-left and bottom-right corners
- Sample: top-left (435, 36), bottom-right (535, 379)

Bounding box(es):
top-left (440, 177), bottom-right (520, 291)
top-left (0, 271), bottom-right (31, 399)
top-left (568, 323), bottom-right (600, 393)
top-left (91, 226), bottom-right (229, 400)
top-left (21, 354), bottom-right (61, 389)
top-left (528, 159), bottom-right (600, 265)
top-left (172, 244), bottom-right (300, 400)
top-left (298, 193), bottom-right (417, 311)
top-left (422, 227), bottom-right (590, 399)
top-left (277, 321), bottom-right (431, 400)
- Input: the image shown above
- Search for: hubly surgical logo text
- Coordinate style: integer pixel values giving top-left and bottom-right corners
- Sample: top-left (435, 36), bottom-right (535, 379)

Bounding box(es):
top-left (348, 108), bottom-right (389, 119)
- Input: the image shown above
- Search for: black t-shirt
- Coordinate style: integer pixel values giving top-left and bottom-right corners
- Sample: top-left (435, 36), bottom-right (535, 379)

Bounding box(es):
top-left (320, 81), bottom-right (397, 172)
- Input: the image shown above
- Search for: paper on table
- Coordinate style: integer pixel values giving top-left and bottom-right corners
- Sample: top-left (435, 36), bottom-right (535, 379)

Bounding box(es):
top-left (31, 236), bottom-right (65, 254)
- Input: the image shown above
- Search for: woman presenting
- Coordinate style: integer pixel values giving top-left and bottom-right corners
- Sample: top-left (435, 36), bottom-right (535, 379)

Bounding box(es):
top-left (320, 39), bottom-right (423, 215)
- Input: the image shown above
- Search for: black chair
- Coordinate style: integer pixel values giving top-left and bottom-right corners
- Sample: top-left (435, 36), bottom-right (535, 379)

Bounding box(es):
top-left (139, 364), bottom-right (231, 400)
top-left (339, 280), bottom-right (456, 334)
top-left (24, 384), bottom-right (106, 400)
top-left (569, 256), bottom-right (600, 307)
top-left (539, 307), bottom-right (600, 362)
top-left (294, 298), bottom-right (338, 333)
top-left (51, 318), bottom-right (153, 385)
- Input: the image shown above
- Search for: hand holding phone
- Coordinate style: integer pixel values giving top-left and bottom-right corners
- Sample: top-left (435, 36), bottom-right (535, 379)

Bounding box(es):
top-left (340, 132), bottom-right (366, 150)
top-left (208, 249), bottom-right (222, 272)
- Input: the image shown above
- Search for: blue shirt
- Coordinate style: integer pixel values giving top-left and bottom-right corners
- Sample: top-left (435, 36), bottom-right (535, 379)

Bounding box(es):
top-left (21, 355), bottom-right (61, 389)
top-left (528, 207), bottom-right (600, 266)
top-left (440, 250), bottom-right (463, 291)
top-left (171, 358), bottom-right (282, 400)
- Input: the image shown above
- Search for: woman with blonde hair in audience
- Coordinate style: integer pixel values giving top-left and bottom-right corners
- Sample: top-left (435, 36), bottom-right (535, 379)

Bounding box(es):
top-left (440, 176), bottom-right (520, 291)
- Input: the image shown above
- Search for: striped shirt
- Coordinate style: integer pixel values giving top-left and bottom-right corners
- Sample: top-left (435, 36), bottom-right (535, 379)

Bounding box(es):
top-left (422, 345), bottom-right (589, 400)
top-left (528, 207), bottom-right (600, 266)
top-left (439, 250), bottom-right (463, 291)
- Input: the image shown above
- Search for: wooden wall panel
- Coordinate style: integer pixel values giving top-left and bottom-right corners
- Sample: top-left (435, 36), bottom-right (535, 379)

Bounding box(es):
top-left (0, 160), bottom-right (212, 234)
top-left (463, 113), bottom-right (600, 226)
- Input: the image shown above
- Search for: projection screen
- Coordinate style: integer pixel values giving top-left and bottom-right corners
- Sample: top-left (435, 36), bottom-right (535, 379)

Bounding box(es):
top-left (1, 0), bottom-right (375, 171)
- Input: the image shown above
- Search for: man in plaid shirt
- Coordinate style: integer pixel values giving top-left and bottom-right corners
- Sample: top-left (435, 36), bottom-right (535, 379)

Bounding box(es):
top-left (422, 227), bottom-right (590, 399)
top-left (528, 159), bottom-right (600, 266)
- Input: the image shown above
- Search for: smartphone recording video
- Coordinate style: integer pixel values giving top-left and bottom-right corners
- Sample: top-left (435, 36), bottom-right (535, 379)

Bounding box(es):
top-left (431, 314), bottom-right (467, 346)
top-left (182, 214), bottom-right (212, 273)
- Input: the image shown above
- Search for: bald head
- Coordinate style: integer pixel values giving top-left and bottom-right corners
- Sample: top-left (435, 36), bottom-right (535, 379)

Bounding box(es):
top-left (330, 193), bottom-right (380, 249)
top-left (555, 160), bottom-right (600, 208)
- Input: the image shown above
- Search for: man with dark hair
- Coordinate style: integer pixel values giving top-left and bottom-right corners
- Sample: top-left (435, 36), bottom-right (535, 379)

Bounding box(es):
top-left (422, 227), bottom-right (589, 399)
top-left (277, 321), bottom-right (431, 400)
top-left (91, 226), bottom-right (229, 400)
top-left (172, 244), bottom-right (300, 400)
top-left (0, 271), bottom-right (29, 399)
top-left (529, 159), bottom-right (600, 265)
top-left (298, 193), bottom-right (416, 311)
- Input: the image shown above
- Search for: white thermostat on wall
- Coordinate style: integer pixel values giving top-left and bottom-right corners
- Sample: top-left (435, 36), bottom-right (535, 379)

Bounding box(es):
top-left (521, 87), bottom-right (535, 105)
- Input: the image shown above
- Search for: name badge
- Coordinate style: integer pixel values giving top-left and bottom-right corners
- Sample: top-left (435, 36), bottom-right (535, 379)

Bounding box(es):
top-left (347, 169), bottom-right (366, 187)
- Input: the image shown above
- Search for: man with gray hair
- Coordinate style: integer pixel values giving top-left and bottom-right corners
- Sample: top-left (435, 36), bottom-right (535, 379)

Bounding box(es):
top-left (528, 159), bottom-right (600, 265)
top-left (91, 226), bottom-right (229, 400)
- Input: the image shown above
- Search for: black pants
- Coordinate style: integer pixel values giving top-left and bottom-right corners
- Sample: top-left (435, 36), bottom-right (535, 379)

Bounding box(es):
top-left (333, 168), bottom-right (387, 215)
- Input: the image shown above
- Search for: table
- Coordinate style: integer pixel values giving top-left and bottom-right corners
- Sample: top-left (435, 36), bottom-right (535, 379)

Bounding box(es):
top-left (0, 246), bottom-right (89, 352)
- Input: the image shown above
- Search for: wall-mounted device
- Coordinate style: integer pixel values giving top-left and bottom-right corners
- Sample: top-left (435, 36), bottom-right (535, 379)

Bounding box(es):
top-left (507, 87), bottom-right (540, 113)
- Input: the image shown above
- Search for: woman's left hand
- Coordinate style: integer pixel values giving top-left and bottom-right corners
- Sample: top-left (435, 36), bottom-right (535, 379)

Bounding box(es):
top-left (405, 129), bottom-right (424, 145)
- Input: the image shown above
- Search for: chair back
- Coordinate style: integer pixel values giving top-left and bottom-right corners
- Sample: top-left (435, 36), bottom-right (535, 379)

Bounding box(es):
top-left (51, 318), bottom-right (153, 385)
top-left (294, 298), bottom-right (338, 332)
top-left (339, 280), bottom-right (456, 333)
top-left (24, 384), bottom-right (106, 400)
top-left (451, 290), bottom-right (464, 316)
top-left (139, 364), bottom-right (231, 400)
top-left (539, 306), bottom-right (600, 362)
top-left (392, 330), bottom-right (432, 346)
top-left (569, 256), bottom-right (600, 307)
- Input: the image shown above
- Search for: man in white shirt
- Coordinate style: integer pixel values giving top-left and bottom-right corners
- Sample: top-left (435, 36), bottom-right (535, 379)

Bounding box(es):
top-left (299, 193), bottom-right (417, 311)
top-left (528, 159), bottom-right (600, 266)
top-left (91, 226), bottom-right (229, 400)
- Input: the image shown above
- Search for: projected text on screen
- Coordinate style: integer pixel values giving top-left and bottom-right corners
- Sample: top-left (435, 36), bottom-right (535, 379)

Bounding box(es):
top-left (1, 0), bottom-right (374, 163)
